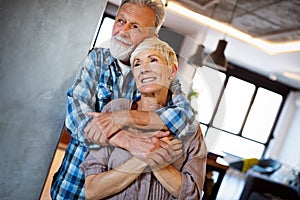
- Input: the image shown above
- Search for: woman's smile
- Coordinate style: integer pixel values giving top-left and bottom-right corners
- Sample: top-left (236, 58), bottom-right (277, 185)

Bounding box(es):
top-left (141, 77), bottom-right (157, 83)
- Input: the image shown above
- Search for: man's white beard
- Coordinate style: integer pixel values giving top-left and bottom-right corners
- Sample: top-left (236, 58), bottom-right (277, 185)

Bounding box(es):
top-left (110, 36), bottom-right (135, 62)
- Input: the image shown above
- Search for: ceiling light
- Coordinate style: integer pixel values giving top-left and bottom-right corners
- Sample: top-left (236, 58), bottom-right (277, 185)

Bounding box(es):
top-left (167, 1), bottom-right (300, 54)
top-left (205, 0), bottom-right (233, 71)
top-left (282, 72), bottom-right (300, 81)
top-left (188, 3), bottom-right (217, 69)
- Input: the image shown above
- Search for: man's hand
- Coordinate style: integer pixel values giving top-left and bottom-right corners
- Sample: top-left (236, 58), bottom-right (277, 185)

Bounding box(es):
top-left (84, 112), bottom-right (121, 146)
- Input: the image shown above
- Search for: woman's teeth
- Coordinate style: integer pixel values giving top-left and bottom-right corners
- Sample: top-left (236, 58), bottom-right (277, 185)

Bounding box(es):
top-left (141, 77), bottom-right (156, 83)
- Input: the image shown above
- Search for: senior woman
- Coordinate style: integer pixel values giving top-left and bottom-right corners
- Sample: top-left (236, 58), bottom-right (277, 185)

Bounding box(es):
top-left (80, 37), bottom-right (207, 200)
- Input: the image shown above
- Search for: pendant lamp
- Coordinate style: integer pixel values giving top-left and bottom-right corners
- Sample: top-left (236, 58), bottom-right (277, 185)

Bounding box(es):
top-left (204, 0), bottom-right (240, 71)
top-left (188, 44), bottom-right (205, 67)
top-left (188, 3), bottom-right (218, 69)
top-left (204, 39), bottom-right (228, 71)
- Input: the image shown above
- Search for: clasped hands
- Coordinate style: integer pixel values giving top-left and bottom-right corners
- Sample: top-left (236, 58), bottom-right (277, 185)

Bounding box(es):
top-left (84, 111), bottom-right (183, 169)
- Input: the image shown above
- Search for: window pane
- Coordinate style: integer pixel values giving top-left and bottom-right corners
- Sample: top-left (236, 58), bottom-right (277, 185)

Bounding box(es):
top-left (213, 77), bottom-right (255, 133)
top-left (192, 66), bottom-right (225, 123)
top-left (205, 128), bottom-right (265, 158)
top-left (94, 17), bottom-right (115, 48)
top-left (199, 123), bottom-right (208, 136)
top-left (242, 88), bottom-right (282, 143)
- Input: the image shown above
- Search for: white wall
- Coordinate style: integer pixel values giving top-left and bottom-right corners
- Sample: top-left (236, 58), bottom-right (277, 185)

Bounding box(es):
top-left (267, 92), bottom-right (300, 168)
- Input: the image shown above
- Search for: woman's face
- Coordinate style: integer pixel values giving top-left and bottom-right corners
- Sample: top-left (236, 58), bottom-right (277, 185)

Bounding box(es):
top-left (133, 49), bottom-right (172, 94)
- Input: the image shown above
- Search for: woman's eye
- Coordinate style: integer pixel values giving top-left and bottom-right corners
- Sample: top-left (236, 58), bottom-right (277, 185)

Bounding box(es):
top-left (134, 62), bottom-right (140, 68)
top-left (150, 58), bottom-right (158, 63)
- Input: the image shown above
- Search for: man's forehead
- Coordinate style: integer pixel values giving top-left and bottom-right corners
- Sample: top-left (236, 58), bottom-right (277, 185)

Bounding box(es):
top-left (117, 3), bottom-right (155, 26)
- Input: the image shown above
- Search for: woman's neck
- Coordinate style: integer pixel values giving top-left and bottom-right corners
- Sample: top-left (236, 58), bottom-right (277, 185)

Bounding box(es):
top-left (138, 92), bottom-right (167, 111)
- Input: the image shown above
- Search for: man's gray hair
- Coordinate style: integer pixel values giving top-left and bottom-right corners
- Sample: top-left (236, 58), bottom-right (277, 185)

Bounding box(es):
top-left (119, 0), bottom-right (166, 33)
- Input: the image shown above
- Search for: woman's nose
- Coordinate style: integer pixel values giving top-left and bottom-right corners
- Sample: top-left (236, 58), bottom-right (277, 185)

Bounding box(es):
top-left (140, 63), bottom-right (151, 73)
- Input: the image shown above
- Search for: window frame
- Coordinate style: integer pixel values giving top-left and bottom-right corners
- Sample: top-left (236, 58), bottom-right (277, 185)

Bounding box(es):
top-left (199, 62), bottom-right (294, 158)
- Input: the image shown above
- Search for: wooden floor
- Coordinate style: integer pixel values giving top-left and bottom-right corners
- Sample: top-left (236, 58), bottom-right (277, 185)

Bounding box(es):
top-left (40, 145), bottom-right (67, 200)
top-left (40, 128), bottom-right (70, 200)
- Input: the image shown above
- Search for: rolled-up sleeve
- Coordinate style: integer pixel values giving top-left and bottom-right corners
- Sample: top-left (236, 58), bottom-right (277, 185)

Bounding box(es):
top-left (80, 147), bottom-right (112, 177)
top-left (156, 78), bottom-right (197, 138)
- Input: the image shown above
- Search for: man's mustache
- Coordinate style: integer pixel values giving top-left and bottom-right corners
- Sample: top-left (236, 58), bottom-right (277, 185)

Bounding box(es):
top-left (113, 35), bottom-right (132, 46)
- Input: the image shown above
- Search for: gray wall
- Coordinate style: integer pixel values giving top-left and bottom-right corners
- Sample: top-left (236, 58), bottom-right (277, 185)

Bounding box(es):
top-left (0, 0), bottom-right (107, 199)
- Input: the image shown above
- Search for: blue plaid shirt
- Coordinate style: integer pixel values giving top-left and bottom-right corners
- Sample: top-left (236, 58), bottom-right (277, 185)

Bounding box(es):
top-left (51, 48), bottom-right (197, 199)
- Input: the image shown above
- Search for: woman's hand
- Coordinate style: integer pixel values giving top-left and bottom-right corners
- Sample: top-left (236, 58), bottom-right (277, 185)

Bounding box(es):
top-left (147, 138), bottom-right (183, 170)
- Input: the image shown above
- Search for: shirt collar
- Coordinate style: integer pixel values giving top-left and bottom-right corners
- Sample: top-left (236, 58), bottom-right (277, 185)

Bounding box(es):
top-left (117, 60), bottom-right (131, 76)
top-left (107, 56), bottom-right (122, 77)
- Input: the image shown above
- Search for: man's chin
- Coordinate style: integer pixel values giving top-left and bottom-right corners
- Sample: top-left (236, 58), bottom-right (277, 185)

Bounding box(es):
top-left (110, 48), bottom-right (132, 62)
top-left (113, 52), bottom-right (130, 62)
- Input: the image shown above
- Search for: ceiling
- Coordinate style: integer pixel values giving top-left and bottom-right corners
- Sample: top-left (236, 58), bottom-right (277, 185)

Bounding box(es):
top-left (173, 0), bottom-right (300, 43)
top-left (165, 0), bottom-right (300, 90)
top-left (107, 0), bottom-right (300, 90)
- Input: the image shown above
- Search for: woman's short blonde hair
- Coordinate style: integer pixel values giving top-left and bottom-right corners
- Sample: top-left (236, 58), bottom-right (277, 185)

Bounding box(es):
top-left (130, 37), bottom-right (178, 68)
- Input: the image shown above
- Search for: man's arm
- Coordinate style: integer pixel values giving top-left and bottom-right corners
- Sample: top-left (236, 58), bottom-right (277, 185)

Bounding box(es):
top-left (156, 78), bottom-right (197, 138)
top-left (85, 110), bottom-right (167, 141)
top-left (84, 78), bottom-right (197, 143)
top-left (65, 49), bottom-right (100, 142)
top-left (66, 48), bottom-right (114, 145)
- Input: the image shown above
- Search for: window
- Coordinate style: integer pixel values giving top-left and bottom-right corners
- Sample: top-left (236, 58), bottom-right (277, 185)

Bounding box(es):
top-left (213, 77), bottom-right (255, 134)
top-left (93, 17), bottom-right (114, 48)
top-left (193, 64), bottom-right (289, 159)
top-left (242, 88), bottom-right (282, 143)
top-left (192, 66), bottom-right (225, 124)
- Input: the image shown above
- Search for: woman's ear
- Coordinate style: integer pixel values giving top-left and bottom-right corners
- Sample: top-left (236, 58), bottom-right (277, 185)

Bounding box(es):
top-left (169, 64), bottom-right (178, 79)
